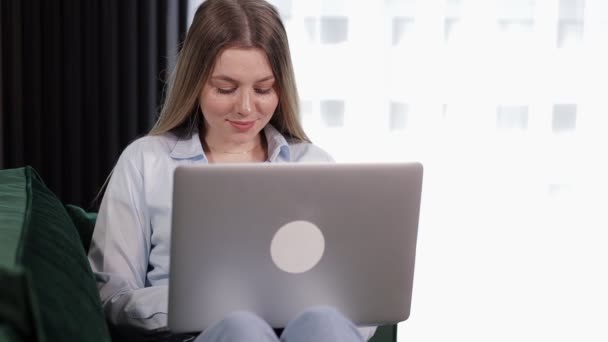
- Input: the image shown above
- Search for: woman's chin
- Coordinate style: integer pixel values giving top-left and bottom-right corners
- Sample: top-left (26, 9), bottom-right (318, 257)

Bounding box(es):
top-left (207, 123), bottom-right (264, 143)
top-left (229, 131), bottom-right (261, 144)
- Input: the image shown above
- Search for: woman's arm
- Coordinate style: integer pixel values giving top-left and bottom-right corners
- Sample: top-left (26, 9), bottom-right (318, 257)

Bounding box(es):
top-left (359, 326), bottom-right (378, 340)
top-left (88, 145), bottom-right (168, 331)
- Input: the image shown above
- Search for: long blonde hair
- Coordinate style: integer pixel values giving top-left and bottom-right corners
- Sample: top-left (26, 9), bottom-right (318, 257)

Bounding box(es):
top-left (149, 0), bottom-right (309, 142)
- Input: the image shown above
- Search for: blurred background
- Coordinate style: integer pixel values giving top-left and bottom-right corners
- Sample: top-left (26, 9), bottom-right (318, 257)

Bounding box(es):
top-left (254, 1), bottom-right (608, 341)
top-left (2, 0), bottom-right (608, 341)
top-left (1, 0), bottom-right (190, 206)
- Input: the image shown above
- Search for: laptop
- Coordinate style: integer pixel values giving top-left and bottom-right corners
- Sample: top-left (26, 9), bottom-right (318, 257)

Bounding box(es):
top-left (168, 162), bottom-right (423, 333)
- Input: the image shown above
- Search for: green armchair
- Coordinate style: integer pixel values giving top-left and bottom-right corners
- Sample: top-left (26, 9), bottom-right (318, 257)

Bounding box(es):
top-left (0, 166), bottom-right (397, 342)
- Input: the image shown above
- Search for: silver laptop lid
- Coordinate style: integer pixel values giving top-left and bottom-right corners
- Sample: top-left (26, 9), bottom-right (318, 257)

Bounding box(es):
top-left (168, 162), bottom-right (423, 333)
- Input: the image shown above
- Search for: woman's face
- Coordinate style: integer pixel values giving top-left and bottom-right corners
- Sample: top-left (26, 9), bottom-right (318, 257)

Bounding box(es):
top-left (199, 47), bottom-right (278, 147)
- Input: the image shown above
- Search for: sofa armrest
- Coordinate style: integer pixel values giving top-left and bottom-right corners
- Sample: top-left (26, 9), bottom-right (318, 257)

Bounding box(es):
top-left (0, 166), bottom-right (111, 342)
top-left (369, 324), bottom-right (397, 342)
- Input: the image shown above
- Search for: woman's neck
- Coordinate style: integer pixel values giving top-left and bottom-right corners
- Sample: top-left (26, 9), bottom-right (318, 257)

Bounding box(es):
top-left (201, 133), bottom-right (268, 163)
top-left (204, 132), bottom-right (262, 153)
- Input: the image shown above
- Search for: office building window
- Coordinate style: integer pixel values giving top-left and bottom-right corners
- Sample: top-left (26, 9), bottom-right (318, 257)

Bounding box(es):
top-left (552, 104), bottom-right (577, 133)
top-left (496, 0), bottom-right (535, 45)
top-left (303, 16), bottom-right (349, 44)
top-left (320, 100), bottom-right (345, 128)
top-left (320, 16), bottom-right (349, 44)
top-left (392, 17), bottom-right (416, 46)
top-left (304, 17), bottom-right (317, 43)
top-left (557, 0), bottom-right (585, 48)
top-left (387, 0), bottom-right (416, 46)
top-left (188, 0), bottom-right (608, 339)
top-left (444, 0), bottom-right (463, 43)
top-left (389, 102), bottom-right (409, 131)
top-left (497, 105), bottom-right (529, 131)
top-left (267, 0), bottom-right (292, 20)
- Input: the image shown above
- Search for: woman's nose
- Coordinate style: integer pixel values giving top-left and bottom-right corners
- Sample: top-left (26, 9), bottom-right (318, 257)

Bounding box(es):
top-left (237, 90), bottom-right (253, 116)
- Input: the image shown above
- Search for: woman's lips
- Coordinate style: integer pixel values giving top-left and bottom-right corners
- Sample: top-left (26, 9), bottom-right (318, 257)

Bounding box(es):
top-left (228, 120), bottom-right (256, 131)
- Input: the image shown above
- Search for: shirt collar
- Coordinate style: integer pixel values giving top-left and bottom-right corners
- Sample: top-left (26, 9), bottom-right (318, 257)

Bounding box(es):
top-left (168, 124), bottom-right (290, 162)
top-left (264, 124), bottom-right (291, 162)
top-left (169, 131), bottom-right (207, 162)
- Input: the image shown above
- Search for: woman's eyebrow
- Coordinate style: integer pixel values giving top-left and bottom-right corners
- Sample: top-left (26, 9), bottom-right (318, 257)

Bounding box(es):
top-left (255, 75), bottom-right (275, 83)
top-left (210, 75), bottom-right (275, 83)
top-left (210, 75), bottom-right (237, 83)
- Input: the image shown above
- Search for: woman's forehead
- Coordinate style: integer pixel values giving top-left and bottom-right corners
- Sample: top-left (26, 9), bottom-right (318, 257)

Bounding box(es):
top-left (211, 47), bottom-right (274, 81)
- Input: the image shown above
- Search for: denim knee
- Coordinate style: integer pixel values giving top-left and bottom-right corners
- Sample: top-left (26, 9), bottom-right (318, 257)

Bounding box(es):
top-left (195, 311), bottom-right (278, 342)
top-left (291, 305), bottom-right (348, 326)
top-left (222, 311), bottom-right (269, 330)
top-left (281, 306), bottom-right (363, 342)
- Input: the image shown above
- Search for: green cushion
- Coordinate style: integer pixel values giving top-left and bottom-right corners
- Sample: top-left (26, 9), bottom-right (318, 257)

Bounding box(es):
top-left (0, 322), bottom-right (23, 342)
top-left (64, 204), bottom-right (98, 254)
top-left (0, 167), bottom-right (110, 342)
top-left (0, 267), bottom-right (43, 342)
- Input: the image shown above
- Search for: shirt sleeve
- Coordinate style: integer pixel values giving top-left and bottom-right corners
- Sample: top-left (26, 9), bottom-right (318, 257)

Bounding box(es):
top-left (87, 145), bottom-right (168, 331)
top-left (358, 326), bottom-right (378, 340)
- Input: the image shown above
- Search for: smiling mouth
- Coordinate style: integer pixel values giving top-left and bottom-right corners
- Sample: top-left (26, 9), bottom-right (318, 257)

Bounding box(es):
top-left (227, 120), bottom-right (256, 131)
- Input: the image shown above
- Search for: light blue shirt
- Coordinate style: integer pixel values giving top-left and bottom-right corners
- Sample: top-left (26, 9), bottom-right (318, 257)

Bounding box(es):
top-left (87, 124), bottom-right (375, 339)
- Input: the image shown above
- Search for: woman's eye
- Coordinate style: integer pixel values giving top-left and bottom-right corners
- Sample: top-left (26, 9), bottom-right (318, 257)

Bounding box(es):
top-left (216, 88), bottom-right (236, 95)
top-left (255, 88), bottom-right (272, 95)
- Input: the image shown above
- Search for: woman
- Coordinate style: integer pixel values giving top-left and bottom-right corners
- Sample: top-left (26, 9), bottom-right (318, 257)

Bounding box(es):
top-left (88, 0), bottom-right (376, 341)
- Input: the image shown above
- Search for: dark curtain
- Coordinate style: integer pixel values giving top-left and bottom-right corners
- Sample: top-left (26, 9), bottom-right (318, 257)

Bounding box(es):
top-left (1, 0), bottom-right (189, 209)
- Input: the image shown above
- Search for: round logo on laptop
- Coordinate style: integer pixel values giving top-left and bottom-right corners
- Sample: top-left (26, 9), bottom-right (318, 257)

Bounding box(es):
top-left (270, 220), bottom-right (325, 274)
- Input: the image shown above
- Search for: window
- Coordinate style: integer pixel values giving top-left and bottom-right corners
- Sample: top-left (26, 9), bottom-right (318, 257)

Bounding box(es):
top-left (497, 105), bottom-right (529, 131)
top-left (393, 17), bottom-right (416, 46)
top-left (444, 0), bottom-right (463, 44)
top-left (387, 0), bottom-right (416, 46)
top-left (389, 102), bottom-right (409, 131)
top-left (552, 104), bottom-right (577, 133)
top-left (304, 17), bottom-right (318, 43)
top-left (187, 1), bottom-right (608, 341)
top-left (320, 16), bottom-right (348, 44)
top-left (267, 0), bottom-right (292, 20)
top-left (557, 0), bottom-right (585, 48)
top-left (320, 100), bottom-right (345, 128)
top-left (496, 0), bottom-right (536, 45)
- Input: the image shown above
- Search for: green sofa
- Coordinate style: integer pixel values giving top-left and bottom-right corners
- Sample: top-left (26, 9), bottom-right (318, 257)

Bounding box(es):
top-left (0, 166), bottom-right (397, 342)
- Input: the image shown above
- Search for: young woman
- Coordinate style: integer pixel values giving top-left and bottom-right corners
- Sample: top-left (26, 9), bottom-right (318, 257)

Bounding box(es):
top-left (88, 0), bottom-right (376, 341)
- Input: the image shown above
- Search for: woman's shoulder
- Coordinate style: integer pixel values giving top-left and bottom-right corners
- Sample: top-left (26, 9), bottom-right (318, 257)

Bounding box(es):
top-left (120, 132), bottom-right (179, 158)
top-left (287, 140), bottom-right (335, 162)
top-left (115, 132), bottom-right (181, 171)
top-left (106, 133), bottom-right (183, 190)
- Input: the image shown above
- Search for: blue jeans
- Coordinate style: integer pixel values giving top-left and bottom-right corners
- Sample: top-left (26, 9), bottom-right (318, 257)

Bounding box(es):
top-left (192, 306), bottom-right (366, 342)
